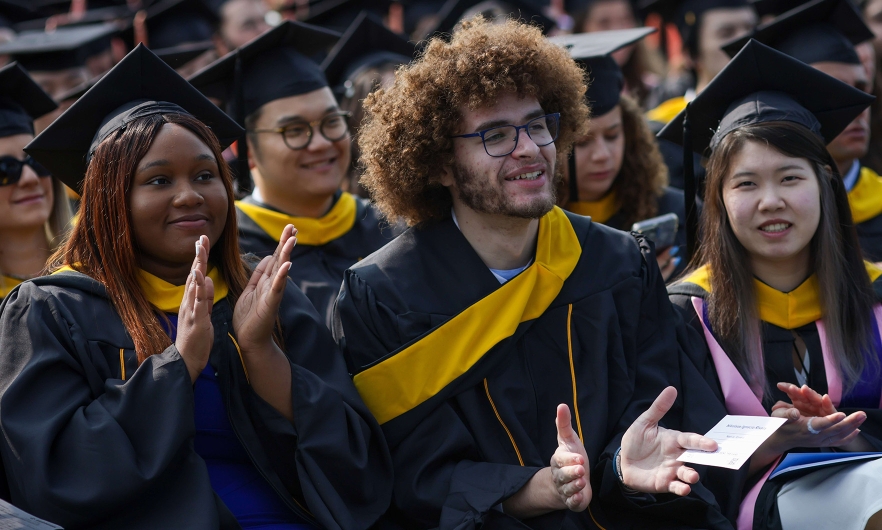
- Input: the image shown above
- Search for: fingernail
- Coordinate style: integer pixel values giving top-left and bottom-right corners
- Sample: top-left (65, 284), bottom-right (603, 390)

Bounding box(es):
top-left (673, 257), bottom-right (682, 267)
top-left (670, 246), bottom-right (680, 257)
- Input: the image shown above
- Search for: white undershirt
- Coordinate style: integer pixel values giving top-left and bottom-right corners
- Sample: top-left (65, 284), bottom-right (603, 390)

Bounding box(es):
top-left (843, 160), bottom-right (861, 192)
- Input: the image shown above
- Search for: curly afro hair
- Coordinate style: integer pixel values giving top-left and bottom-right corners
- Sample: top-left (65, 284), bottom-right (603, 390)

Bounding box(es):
top-left (358, 16), bottom-right (590, 226)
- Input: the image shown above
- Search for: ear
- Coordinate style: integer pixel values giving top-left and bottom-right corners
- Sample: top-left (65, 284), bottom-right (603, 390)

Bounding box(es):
top-left (246, 136), bottom-right (258, 169)
top-left (439, 164), bottom-right (455, 187)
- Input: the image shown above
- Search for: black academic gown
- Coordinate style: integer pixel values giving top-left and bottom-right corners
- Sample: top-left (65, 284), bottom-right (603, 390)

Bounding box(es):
top-left (852, 166), bottom-right (882, 262)
top-left (668, 279), bottom-right (882, 530)
top-left (600, 187), bottom-right (688, 277)
top-left (0, 270), bottom-right (392, 530)
top-left (333, 211), bottom-right (732, 530)
top-left (237, 192), bottom-right (395, 327)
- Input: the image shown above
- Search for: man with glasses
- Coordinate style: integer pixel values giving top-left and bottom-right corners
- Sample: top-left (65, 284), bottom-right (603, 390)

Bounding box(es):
top-left (334, 17), bottom-right (729, 529)
top-left (189, 21), bottom-right (396, 326)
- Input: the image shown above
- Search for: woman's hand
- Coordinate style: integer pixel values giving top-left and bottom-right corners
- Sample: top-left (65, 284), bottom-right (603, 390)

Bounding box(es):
top-left (777, 382), bottom-right (837, 418)
top-left (233, 224), bottom-right (296, 349)
top-left (176, 235), bottom-right (215, 384)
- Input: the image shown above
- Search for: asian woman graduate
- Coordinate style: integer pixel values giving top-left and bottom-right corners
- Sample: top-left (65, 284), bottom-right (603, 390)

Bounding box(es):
top-left (0, 45), bottom-right (392, 530)
top-left (553, 28), bottom-right (688, 281)
top-left (0, 62), bottom-right (73, 299)
top-left (661, 40), bottom-right (882, 530)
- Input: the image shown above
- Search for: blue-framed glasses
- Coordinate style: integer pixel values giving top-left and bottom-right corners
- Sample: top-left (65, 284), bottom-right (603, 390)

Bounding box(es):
top-left (451, 113), bottom-right (560, 157)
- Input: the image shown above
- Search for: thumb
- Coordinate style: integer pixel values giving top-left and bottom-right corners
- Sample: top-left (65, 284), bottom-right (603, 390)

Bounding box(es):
top-left (204, 276), bottom-right (215, 315)
top-left (634, 386), bottom-right (677, 429)
top-left (771, 406), bottom-right (800, 423)
top-left (556, 404), bottom-right (578, 444)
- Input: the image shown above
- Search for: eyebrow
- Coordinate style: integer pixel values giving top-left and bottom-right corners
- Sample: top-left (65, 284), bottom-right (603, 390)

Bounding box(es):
top-left (472, 108), bottom-right (546, 133)
top-left (731, 165), bottom-right (807, 178)
top-left (276, 106), bottom-right (339, 126)
top-left (137, 153), bottom-right (217, 172)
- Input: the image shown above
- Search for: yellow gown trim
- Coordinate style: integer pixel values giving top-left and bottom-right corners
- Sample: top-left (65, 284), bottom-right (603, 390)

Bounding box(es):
top-left (567, 190), bottom-right (620, 224)
top-left (353, 206), bottom-right (582, 425)
top-left (682, 262), bottom-right (882, 330)
top-left (236, 192), bottom-right (358, 247)
top-left (54, 264), bottom-right (229, 313)
top-left (848, 166), bottom-right (882, 224)
top-left (0, 275), bottom-right (23, 299)
top-left (646, 96), bottom-right (688, 125)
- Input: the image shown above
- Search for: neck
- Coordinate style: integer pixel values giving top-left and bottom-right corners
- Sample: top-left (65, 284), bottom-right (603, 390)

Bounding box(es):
top-left (0, 227), bottom-right (50, 278)
top-left (694, 67), bottom-right (713, 95)
top-left (835, 156), bottom-right (856, 177)
top-left (139, 260), bottom-right (193, 287)
top-left (749, 249), bottom-right (812, 293)
top-left (252, 167), bottom-right (336, 218)
top-left (452, 202), bottom-right (539, 270)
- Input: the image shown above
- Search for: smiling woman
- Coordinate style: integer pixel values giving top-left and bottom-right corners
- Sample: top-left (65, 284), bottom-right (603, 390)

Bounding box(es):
top-left (0, 63), bottom-right (72, 301)
top-left (0, 46), bottom-right (392, 530)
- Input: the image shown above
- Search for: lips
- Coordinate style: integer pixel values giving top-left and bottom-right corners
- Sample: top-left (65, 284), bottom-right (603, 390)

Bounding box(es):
top-left (758, 220), bottom-right (792, 233)
top-left (12, 194), bottom-right (44, 205)
top-left (300, 157), bottom-right (336, 170)
top-left (505, 170), bottom-right (543, 181)
top-left (169, 214), bottom-right (209, 229)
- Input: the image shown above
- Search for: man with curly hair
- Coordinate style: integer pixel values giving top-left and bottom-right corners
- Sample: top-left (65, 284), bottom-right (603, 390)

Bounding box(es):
top-left (333, 17), bottom-right (731, 529)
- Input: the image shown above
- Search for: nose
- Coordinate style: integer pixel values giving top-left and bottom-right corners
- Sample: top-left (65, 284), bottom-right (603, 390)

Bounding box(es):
top-left (306, 129), bottom-right (336, 151)
top-left (16, 164), bottom-right (40, 187)
top-left (589, 139), bottom-right (611, 163)
top-left (172, 180), bottom-right (205, 208)
top-left (510, 127), bottom-right (540, 159)
top-left (757, 184), bottom-right (786, 212)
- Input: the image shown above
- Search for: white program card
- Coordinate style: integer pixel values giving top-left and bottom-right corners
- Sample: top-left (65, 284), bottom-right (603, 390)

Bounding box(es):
top-left (677, 415), bottom-right (787, 470)
top-left (0, 498), bottom-right (63, 530)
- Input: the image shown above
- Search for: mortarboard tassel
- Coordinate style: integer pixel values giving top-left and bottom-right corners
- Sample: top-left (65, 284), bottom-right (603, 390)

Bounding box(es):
top-left (568, 151), bottom-right (578, 203)
top-left (683, 101), bottom-right (697, 263)
top-left (231, 50), bottom-right (253, 197)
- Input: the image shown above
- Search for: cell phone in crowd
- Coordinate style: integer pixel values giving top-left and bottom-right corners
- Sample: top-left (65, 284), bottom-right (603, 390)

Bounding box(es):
top-left (631, 212), bottom-right (679, 250)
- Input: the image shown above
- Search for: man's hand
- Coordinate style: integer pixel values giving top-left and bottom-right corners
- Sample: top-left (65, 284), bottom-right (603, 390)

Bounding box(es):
top-left (620, 387), bottom-right (717, 496)
top-left (551, 404), bottom-right (591, 511)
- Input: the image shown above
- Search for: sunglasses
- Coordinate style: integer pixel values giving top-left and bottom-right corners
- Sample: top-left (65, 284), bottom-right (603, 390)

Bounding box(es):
top-left (0, 155), bottom-right (51, 186)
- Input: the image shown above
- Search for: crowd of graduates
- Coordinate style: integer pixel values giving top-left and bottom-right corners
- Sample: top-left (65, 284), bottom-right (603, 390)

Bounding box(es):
top-left (1, 0), bottom-right (882, 528)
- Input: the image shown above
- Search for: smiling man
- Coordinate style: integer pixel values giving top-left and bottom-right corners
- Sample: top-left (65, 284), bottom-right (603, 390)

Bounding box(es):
top-left (334, 17), bottom-right (730, 530)
top-left (189, 21), bottom-right (396, 326)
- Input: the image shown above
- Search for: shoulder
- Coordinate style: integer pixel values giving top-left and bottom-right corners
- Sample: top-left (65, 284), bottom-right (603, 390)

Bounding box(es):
top-left (351, 196), bottom-right (399, 242)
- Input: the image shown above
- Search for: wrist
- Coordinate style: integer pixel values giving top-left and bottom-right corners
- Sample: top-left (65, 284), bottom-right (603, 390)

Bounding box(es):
top-left (614, 447), bottom-right (639, 493)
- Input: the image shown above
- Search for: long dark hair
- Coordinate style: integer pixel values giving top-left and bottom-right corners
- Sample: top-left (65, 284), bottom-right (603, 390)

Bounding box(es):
top-left (691, 120), bottom-right (878, 392)
top-left (48, 113), bottom-right (250, 363)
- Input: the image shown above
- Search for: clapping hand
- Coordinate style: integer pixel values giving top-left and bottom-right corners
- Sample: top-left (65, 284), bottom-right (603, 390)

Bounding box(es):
top-left (550, 404), bottom-right (591, 511)
top-left (176, 235), bottom-right (215, 383)
top-left (620, 387), bottom-right (717, 496)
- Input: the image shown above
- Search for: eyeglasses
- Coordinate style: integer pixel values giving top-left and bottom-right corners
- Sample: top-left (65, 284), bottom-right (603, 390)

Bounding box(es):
top-left (249, 111), bottom-right (352, 150)
top-left (0, 155), bottom-right (50, 186)
top-left (451, 113), bottom-right (560, 157)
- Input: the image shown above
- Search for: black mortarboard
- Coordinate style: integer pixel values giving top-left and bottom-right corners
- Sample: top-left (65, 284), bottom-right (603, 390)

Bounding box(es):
top-left (321, 11), bottom-right (415, 98)
top-left (748, 0), bottom-right (808, 17)
top-left (426, 0), bottom-right (556, 36)
top-left (118, 0), bottom-right (219, 50)
top-left (638, 0), bottom-right (751, 53)
top-left (153, 40), bottom-right (215, 69)
top-left (302, 0), bottom-right (396, 33)
top-left (0, 62), bottom-right (58, 137)
top-left (658, 39), bottom-right (873, 258)
top-left (25, 44), bottom-right (243, 191)
top-left (188, 20), bottom-right (340, 120)
top-left (0, 23), bottom-right (118, 71)
top-left (550, 27), bottom-right (655, 117)
top-left (722, 0), bottom-right (873, 64)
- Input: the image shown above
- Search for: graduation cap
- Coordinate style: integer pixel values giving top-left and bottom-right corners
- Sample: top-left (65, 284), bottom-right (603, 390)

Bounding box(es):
top-left (25, 44), bottom-right (243, 191)
top-left (657, 39), bottom-right (874, 259)
top-left (638, 0), bottom-right (751, 52)
top-left (153, 40), bottom-right (214, 68)
top-left (722, 0), bottom-right (873, 64)
top-left (119, 0), bottom-right (220, 49)
top-left (321, 11), bottom-right (415, 99)
top-left (187, 20), bottom-right (339, 193)
top-left (748, 0), bottom-right (808, 17)
top-left (302, 0), bottom-right (396, 33)
top-left (0, 23), bottom-right (118, 71)
top-left (550, 27), bottom-right (655, 203)
top-left (426, 0), bottom-right (556, 36)
top-left (0, 62), bottom-right (58, 137)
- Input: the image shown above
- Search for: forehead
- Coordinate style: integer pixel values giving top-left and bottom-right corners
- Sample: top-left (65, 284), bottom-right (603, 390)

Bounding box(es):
top-left (726, 139), bottom-right (814, 176)
top-left (255, 86), bottom-right (339, 124)
top-left (458, 93), bottom-right (544, 130)
top-left (0, 133), bottom-right (32, 155)
top-left (810, 61), bottom-right (868, 87)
